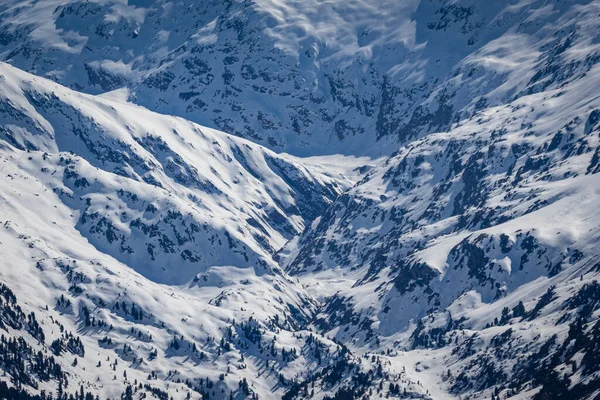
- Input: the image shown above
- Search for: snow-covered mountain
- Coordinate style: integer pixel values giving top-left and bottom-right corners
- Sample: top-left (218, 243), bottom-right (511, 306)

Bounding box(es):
top-left (2, 0), bottom-right (598, 155)
top-left (281, 20), bottom-right (600, 400)
top-left (0, 62), bottom-right (407, 399)
top-left (0, 59), bottom-right (356, 284)
top-left (1, 0), bottom-right (600, 399)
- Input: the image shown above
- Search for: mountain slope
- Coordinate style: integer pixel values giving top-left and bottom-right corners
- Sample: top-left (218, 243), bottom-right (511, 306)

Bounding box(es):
top-left (1, 0), bottom-right (598, 155)
top-left (1, 1), bottom-right (600, 399)
top-left (0, 60), bottom-right (351, 285)
top-left (0, 62), bottom-right (422, 399)
top-left (281, 37), bottom-right (600, 399)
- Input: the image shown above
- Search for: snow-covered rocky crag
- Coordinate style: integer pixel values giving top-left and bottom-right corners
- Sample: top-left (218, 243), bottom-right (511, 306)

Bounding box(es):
top-left (2, 0), bottom-right (597, 156)
top-left (283, 55), bottom-right (600, 399)
top-left (1, 0), bottom-right (600, 399)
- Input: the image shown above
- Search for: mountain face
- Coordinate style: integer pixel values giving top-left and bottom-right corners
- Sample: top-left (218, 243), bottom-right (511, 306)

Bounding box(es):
top-left (2, 0), bottom-right (597, 155)
top-left (0, 61), bottom-right (348, 285)
top-left (0, 62), bottom-right (405, 400)
top-left (282, 0), bottom-right (600, 395)
top-left (282, 54), bottom-right (600, 397)
top-left (1, 0), bottom-right (600, 400)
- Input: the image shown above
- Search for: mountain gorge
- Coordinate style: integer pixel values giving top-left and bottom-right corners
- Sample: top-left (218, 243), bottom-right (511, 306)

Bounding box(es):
top-left (0, 0), bottom-right (599, 399)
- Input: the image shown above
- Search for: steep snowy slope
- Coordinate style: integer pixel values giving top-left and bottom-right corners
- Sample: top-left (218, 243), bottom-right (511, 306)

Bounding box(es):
top-left (2, 1), bottom-right (600, 399)
top-left (282, 42), bottom-right (600, 399)
top-left (0, 62), bottom-right (427, 399)
top-left (2, 0), bottom-right (598, 155)
top-left (0, 60), bottom-right (348, 285)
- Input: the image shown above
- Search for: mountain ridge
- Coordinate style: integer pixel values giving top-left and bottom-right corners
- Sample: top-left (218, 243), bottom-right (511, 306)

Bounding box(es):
top-left (1, 0), bottom-right (597, 156)
top-left (1, 0), bottom-right (600, 399)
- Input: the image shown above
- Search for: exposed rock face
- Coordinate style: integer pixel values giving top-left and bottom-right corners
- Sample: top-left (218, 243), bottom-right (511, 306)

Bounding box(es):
top-left (2, 0), bottom-right (598, 156)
